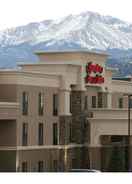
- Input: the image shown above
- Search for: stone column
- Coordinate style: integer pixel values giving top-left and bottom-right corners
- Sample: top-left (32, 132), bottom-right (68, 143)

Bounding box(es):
top-left (59, 75), bottom-right (72, 116)
top-left (16, 150), bottom-right (20, 172)
top-left (59, 75), bottom-right (72, 145)
top-left (71, 90), bottom-right (89, 145)
top-left (58, 76), bottom-right (73, 171)
top-left (107, 92), bottom-right (112, 109)
top-left (89, 145), bottom-right (102, 170)
top-left (59, 89), bottom-right (71, 116)
top-left (75, 65), bottom-right (86, 91)
top-left (89, 128), bottom-right (102, 170)
top-left (89, 137), bottom-right (102, 170)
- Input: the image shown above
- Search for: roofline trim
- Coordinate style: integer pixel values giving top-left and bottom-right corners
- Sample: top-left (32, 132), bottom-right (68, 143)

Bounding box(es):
top-left (35, 50), bottom-right (109, 57)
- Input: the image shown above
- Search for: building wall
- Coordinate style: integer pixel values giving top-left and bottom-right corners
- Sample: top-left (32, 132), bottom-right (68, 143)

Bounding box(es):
top-left (16, 85), bottom-right (59, 146)
top-left (36, 52), bottom-right (107, 64)
top-left (112, 93), bottom-right (128, 108)
top-left (0, 51), bottom-right (132, 172)
top-left (18, 146), bottom-right (85, 172)
top-left (0, 84), bottom-right (17, 102)
top-left (18, 149), bottom-right (60, 172)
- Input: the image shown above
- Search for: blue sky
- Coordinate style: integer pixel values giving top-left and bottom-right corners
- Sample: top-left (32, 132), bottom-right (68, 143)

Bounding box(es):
top-left (0, 0), bottom-right (132, 30)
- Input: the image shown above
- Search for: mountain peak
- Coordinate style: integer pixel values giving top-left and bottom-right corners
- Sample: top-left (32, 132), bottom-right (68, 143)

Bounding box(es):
top-left (2, 10), bottom-right (131, 49)
top-left (0, 10), bottom-right (132, 70)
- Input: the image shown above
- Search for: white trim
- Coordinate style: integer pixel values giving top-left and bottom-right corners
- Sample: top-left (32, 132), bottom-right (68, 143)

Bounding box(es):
top-left (0, 144), bottom-right (85, 151)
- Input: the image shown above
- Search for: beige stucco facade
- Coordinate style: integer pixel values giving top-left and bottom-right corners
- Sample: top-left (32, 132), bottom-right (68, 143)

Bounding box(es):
top-left (0, 50), bottom-right (131, 172)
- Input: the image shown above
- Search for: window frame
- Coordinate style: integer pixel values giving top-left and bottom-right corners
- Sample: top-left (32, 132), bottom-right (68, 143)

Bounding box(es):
top-left (22, 123), bottom-right (28, 146)
top-left (53, 123), bottom-right (58, 145)
top-left (38, 123), bottom-right (44, 145)
top-left (118, 97), bottom-right (123, 108)
top-left (38, 92), bottom-right (44, 116)
top-left (84, 96), bottom-right (88, 110)
top-left (92, 96), bottom-right (96, 108)
top-left (22, 91), bottom-right (28, 115)
top-left (53, 94), bottom-right (58, 116)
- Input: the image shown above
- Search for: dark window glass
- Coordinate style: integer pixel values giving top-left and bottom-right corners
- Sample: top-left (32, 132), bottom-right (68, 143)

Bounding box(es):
top-left (38, 161), bottom-right (44, 172)
top-left (53, 160), bottom-right (58, 172)
top-left (84, 96), bottom-right (88, 110)
top-left (111, 136), bottom-right (123, 143)
top-left (38, 93), bottom-right (44, 116)
top-left (69, 122), bottom-right (72, 143)
top-left (22, 92), bottom-right (28, 115)
top-left (53, 123), bottom-right (58, 145)
top-left (38, 123), bottom-right (43, 145)
top-left (53, 94), bottom-right (58, 116)
top-left (72, 159), bottom-right (78, 169)
top-left (22, 162), bottom-right (28, 172)
top-left (130, 99), bottom-right (132, 108)
top-left (92, 96), bottom-right (96, 108)
top-left (22, 123), bottom-right (28, 146)
top-left (119, 98), bottom-right (123, 108)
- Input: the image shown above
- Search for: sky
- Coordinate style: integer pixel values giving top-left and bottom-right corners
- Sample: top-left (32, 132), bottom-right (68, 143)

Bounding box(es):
top-left (0, 0), bottom-right (132, 30)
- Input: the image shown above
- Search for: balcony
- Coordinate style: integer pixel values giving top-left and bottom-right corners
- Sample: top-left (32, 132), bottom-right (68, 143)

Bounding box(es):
top-left (87, 108), bottom-right (131, 120)
top-left (0, 102), bottom-right (19, 153)
top-left (0, 102), bottom-right (19, 120)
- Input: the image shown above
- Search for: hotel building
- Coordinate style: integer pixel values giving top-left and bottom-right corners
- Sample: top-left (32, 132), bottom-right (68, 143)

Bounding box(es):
top-left (0, 50), bottom-right (132, 172)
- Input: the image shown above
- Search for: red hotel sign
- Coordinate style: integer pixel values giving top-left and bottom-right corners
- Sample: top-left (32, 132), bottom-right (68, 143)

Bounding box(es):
top-left (85, 62), bottom-right (104, 84)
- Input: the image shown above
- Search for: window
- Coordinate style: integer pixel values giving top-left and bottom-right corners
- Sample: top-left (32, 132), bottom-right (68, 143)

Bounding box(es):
top-left (72, 159), bottom-right (78, 169)
top-left (22, 92), bottom-right (28, 115)
top-left (53, 94), bottom-right (58, 116)
top-left (38, 161), bottom-right (44, 172)
top-left (70, 93), bottom-right (72, 113)
top-left (53, 123), bottom-right (58, 145)
top-left (69, 122), bottom-right (72, 143)
top-left (98, 92), bottom-right (103, 108)
top-left (84, 96), bottom-right (88, 110)
top-left (92, 96), bottom-right (96, 108)
top-left (53, 160), bottom-right (58, 172)
top-left (111, 136), bottom-right (123, 143)
top-left (22, 123), bottom-right (28, 146)
top-left (22, 162), bottom-right (28, 172)
top-left (119, 98), bottom-right (123, 108)
top-left (130, 99), bottom-right (132, 108)
top-left (38, 123), bottom-right (43, 145)
top-left (38, 93), bottom-right (44, 116)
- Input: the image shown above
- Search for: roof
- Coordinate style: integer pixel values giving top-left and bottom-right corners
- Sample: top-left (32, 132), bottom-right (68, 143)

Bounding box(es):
top-left (35, 49), bottom-right (108, 57)
top-left (112, 77), bottom-right (132, 82)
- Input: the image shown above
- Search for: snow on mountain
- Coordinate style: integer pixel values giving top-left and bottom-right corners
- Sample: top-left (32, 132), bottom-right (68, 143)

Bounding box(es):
top-left (0, 11), bottom-right (132, 51)
top-left (0, 10), bottom-right (132, 76)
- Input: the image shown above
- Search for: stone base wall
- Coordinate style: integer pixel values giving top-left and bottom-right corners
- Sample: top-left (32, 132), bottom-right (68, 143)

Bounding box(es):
top-left (0, 150), bottom-right (16, 172)
top-left (17, 147), bottom-right (89, 172)
top-left (18, 148), bottom-right (60, 172)
top-left (2, 146), bottom-right (130, 172)
top-left (70, 90), bottom-right (87, 144)
top-left (89, 147), bottom-right (101, 170)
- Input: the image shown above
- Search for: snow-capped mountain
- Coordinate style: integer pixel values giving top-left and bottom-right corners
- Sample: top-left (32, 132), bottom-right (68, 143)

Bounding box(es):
top-left (0, 11), bottom-right (132, 76)
top-left (1, 11), bottom-right (132, 50)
